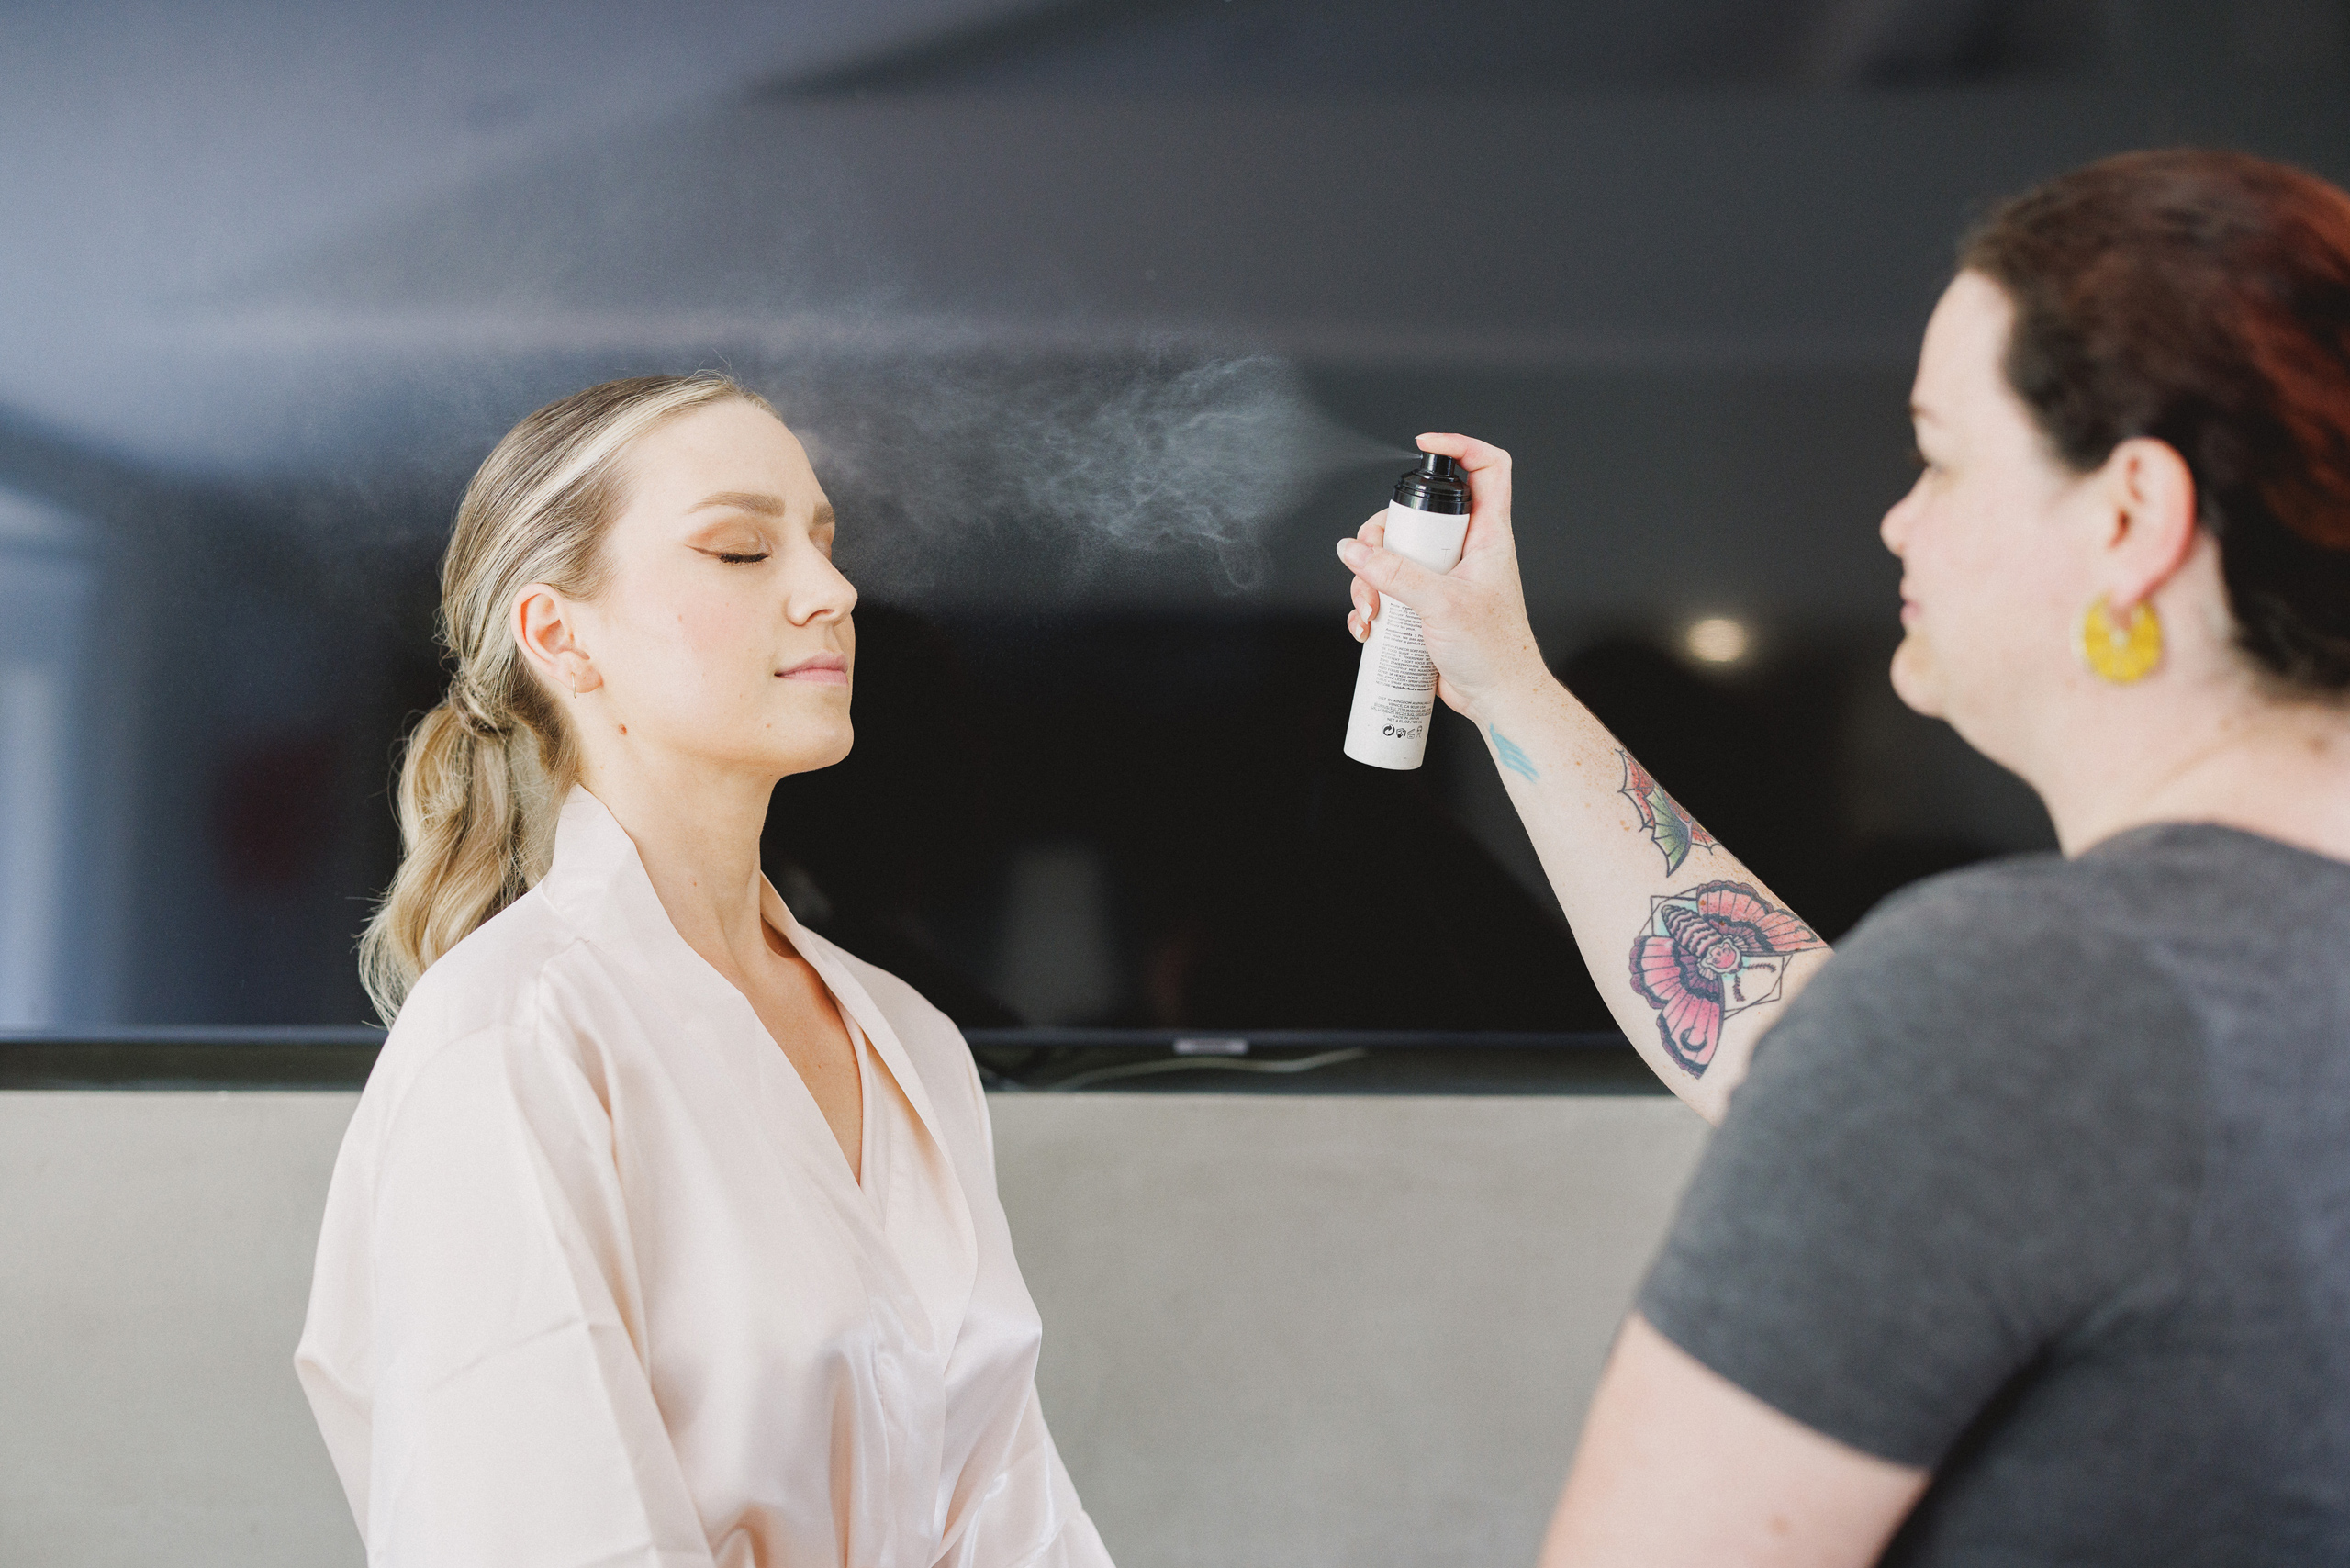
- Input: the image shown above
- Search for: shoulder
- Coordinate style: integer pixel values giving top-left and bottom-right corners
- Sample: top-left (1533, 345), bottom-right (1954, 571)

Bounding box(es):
top-left (1756, 851), bottom-right (2205, 1094)
top-left (1748, 846), bottom-right (2218, 1128)
top-left (1846, 849), bottom-right (2111, 951)
top-left (356, 890), bottom-right (601, 1147)
top-left (1820, 827), bottom-right (2333, 1023)
top-left (378, 890), bottom-right (576, 1061)
top-left (1822, 850), bottom-right (2177, 1005)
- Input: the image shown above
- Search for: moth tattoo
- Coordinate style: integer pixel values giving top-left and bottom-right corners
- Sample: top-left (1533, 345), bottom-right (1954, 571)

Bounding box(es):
top-left (1629, 881), bottom-right (1826, 1076)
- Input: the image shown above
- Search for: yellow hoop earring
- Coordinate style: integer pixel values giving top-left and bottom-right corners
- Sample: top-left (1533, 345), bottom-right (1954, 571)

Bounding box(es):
top-left (2079, 597), bottom-right (2162, 684)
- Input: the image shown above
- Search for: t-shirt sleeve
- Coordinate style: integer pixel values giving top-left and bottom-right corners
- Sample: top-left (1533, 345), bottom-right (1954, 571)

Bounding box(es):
top-left (1635, 868), bottom-right (2202, 1467)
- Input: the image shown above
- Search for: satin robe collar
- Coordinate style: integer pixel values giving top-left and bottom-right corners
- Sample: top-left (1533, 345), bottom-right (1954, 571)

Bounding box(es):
top-left (535, 785), bottom-right (979, 1332)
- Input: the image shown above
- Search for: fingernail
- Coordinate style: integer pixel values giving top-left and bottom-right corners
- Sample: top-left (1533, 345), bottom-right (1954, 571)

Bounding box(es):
top-left (1336, 538), bottom-right (1362, 563)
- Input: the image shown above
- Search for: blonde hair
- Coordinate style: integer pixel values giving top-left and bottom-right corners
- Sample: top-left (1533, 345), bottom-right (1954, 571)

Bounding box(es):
top-left (359, 373), bottom-right (775, 1021)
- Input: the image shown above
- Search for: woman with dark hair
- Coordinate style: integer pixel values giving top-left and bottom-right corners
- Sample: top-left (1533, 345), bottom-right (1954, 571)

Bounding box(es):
top-left (1337, 149), bottom-right (2350, 1564)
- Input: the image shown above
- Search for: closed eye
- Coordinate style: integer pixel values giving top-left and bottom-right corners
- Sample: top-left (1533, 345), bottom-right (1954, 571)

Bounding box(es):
top-left (713, 550), bottom-right (770, 565)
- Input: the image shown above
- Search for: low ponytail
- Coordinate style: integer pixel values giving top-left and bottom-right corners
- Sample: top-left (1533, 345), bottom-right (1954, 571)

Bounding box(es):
top-left (358, 373), bottom-right (773, 1022)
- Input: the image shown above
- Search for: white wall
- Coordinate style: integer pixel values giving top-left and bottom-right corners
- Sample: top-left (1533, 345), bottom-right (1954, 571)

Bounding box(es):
top-left (0, 490), bottom-right (102, 1026)
top-left (0, 1091), bottom-right (1707, 1568)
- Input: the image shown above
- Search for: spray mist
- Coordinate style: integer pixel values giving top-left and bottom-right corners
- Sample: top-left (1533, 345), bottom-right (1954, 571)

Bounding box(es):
top-left (1343, 452), bottom-right (1471, 769)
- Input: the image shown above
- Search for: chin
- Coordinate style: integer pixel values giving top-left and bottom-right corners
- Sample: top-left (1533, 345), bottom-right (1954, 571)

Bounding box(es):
top-left (776, 717), bottom-right (854, 777)
top-left (812, 724), bottom-right (855, 770)
top-left (754, 687), bottom-right (854, 767)
top-left (1888, 635), bottom-right (1945, 719)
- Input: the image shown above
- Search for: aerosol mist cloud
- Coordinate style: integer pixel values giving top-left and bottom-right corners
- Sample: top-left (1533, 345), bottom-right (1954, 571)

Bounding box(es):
top-left (771, 343), bottom-right (1401, 602)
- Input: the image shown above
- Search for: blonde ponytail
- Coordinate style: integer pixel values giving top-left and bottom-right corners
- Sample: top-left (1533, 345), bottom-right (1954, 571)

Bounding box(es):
top-left (359, 373), bottom-right (774, 1022)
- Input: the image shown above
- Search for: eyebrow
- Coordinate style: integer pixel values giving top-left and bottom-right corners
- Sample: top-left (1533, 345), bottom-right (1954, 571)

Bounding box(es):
top-left (688, 490), bottom-right (785, 517)
top-left (687, 491), bottom-right (835, 528)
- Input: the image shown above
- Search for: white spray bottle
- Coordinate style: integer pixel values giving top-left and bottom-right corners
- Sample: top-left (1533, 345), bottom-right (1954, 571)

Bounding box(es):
top-left (1343, 452), bottom-right (1472, 770)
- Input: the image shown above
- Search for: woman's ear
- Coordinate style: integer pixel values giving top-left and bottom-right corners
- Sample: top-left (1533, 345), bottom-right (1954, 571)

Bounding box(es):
top-left (512, 585), bottom-right (602, 697)
top-left (2095, 437), bottom-right (2200, 610)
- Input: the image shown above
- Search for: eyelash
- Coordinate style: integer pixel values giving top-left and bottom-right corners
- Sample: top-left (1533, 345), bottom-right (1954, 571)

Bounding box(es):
top-left (716, 551), bottom-right (770, 565)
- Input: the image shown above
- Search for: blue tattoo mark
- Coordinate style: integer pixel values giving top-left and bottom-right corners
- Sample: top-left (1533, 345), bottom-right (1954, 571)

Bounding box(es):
top-left (1493, 726), bottom-right (1540, 781)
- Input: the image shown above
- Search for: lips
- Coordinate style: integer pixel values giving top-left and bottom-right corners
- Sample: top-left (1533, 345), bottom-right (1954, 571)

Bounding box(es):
top-left (778, 653), bottom-right (849, 687)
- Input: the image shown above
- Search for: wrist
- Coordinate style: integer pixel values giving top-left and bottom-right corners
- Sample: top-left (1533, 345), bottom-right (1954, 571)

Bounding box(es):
top-left (1461, 648), bottom-right (1558, 729)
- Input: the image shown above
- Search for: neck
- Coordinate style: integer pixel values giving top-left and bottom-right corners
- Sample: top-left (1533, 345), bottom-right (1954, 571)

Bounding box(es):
top-left (576, 748), bottom-right (780, 973)
top-left (2028, 678), bottom-right (2350, 860)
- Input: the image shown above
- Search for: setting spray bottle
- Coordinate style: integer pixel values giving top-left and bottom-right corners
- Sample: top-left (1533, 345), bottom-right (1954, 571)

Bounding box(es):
top-left (1342, 451), bottom-right (1471, 769)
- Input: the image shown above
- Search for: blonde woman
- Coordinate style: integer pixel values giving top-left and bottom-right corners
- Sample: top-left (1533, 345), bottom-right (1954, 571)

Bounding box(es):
top-left (297, 376), bottom-right (1112, 1568)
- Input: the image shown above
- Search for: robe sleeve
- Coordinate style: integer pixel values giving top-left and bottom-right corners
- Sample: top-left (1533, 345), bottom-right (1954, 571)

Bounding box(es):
top-left (929, 1046), bottom-right (1115, 1568)
top-left (931, 1382), bottom-right (1113, 1568)
top-left (351, 1023), bottom-right (716, 1568)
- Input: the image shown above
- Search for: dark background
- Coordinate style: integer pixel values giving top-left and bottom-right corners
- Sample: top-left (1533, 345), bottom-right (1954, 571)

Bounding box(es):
top-left (3, 0), bottom-right (2345, 1031)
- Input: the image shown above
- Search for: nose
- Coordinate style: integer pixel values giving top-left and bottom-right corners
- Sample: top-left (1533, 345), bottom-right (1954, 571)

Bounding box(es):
top-left (787, 543), bottom-right (858, 626)
top-left (1880, 478), bottom-right (1922, 558)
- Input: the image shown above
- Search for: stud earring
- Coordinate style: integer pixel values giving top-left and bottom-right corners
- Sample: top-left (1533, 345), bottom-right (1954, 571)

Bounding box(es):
top-left (2079, 596), bottom-right (2162, 684)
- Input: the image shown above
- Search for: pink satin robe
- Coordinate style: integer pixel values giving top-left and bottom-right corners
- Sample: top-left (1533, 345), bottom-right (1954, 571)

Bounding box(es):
top-left (296, 789), bottom-right (1111, 1568)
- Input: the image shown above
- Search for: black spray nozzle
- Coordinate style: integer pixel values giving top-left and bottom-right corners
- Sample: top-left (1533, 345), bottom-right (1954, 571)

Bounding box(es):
top-left (1393, 450), bottom-right (1471, 515)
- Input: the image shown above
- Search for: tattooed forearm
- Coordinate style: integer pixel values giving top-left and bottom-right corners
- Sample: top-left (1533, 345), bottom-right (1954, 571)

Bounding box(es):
top-left (1629, 881), bottom-right (1825, 1077)
top-left (1494, 726), bottom-right (1540, 781)
top-left (1617, 751), bottom-right (1717, 874)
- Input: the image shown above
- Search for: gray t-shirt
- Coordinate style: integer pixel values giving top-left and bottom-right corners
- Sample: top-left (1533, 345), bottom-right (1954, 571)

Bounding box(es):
top-left (1639, 823), bottom-right (2350, 1566)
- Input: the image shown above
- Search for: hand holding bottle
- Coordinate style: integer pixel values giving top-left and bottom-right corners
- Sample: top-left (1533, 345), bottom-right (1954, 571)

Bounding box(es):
top-left (1337, 432), bottom-right (1551, 726)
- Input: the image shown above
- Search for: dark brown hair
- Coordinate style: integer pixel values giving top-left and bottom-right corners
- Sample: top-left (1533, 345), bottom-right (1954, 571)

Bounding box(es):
top-left (1961, 149), bottom-right (2350, 693)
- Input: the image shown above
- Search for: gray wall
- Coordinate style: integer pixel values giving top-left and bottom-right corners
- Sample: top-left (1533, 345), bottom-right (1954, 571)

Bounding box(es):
top-left (0, 1091), bottom-right (1708, 1568)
